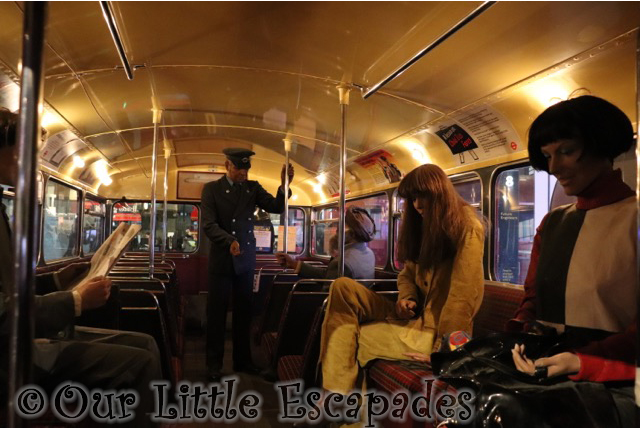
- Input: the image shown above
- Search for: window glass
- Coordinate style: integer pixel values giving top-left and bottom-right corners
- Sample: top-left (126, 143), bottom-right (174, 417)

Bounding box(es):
top-left (312, 207), bottom-right (338, 256)
top-left (111, 202), bottom-right (199, 253)
top-left (1, 190), bottom-right (14, 226)
top-left (454, 179), bottom-right (482, 210)
top-left (83, 199), bottom-right (104, 255)
top-left (550, 179), bottom-right (577, 209)
top-left (43, 180), bottom-right (80, 261)
top-left (392, 177), bottom-right (482, 271)
top-left (346, 195), bottom-right (389, 268)
top-left (312, 196), bottom-right (389, 268)
top-left (493, 166), bottom-right (536, 284)
top-left (265, 208), bottom-right (305, 254)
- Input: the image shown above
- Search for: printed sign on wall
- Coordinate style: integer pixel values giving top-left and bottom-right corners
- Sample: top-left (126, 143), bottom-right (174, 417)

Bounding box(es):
top-left (354, 149), bottom-right (403, 184)
top-left (431, 105), bottom-right (520, 165)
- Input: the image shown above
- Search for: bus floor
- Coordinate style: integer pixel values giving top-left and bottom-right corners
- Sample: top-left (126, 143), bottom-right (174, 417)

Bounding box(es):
top-left (170, 322), bottom-right (291, 427)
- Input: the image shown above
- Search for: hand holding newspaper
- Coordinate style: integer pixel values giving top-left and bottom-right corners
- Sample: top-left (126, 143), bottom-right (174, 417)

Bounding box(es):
top-left (73, 223), bottom-right (142, 288)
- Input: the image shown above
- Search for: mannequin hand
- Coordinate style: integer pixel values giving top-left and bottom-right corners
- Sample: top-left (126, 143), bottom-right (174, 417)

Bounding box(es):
top-left (230, 241), bottom-right (241, 256)
top-left (512, 344), bottom-right (580, 377)
top-left (396, 299), bottom-right (417, 319)
top-left (281, 163), bottom-right (294, 186)
top-left (275, 252), bottom-right (296, 269)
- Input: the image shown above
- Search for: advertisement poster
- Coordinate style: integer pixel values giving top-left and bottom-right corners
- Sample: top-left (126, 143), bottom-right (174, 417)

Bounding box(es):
top-left (254, 226), bottom-right (272, 252)
top-left (430, 105), bottom-right (520, 165)
top-left (354, 149), bottom-right (402, 184)
top-left (276, 225), bottom-right (297, 252)
top-left (40, 130), bottom-right (86, 171)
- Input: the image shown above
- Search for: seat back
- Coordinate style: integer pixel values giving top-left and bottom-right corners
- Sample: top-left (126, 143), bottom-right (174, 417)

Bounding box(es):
top-left (118, 289), bottom-right (175, 382)
top-left (473, 282), bottom-right (524, 338)
top-left (272, 284), bottom-right (331, 365)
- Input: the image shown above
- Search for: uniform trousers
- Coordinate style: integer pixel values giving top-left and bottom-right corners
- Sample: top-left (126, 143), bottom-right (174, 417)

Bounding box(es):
top-left (206, 269), bottom-right (254, 371)
top-left (320, 278), bottom-right (433, 395)
top-left (34, 326), bottom-right (162, 427)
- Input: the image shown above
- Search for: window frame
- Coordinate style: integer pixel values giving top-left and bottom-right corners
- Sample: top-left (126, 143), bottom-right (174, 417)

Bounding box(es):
top-left (110, 199), bottom-right (203, 254)
top-left (42, 176), bottom-right (82, 264)
top-left (311, 191), bottom-right (390, 269)
top-left (81, 194), bottom-right (106, 257)
top-left (258, 207), bottom-right (307, 255)
top-left (489, 160), bottom-right (533, 286)
top-left (311, 204), bottom-right (339, 259)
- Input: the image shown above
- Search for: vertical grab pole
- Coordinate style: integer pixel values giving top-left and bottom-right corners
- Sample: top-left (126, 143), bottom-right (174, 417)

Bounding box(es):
top-left (161, 146), bottom-right (170, 263)
top-left (283, 137), bottom-right (292, 255)
top-left (8, 3), bottom-right (47, 427)
top-left (149, 110), bottom-right (160, 278)
top-left (634, 27), bottom-right (640, 425)
top-left (336, 84), bottom-right (351, 277)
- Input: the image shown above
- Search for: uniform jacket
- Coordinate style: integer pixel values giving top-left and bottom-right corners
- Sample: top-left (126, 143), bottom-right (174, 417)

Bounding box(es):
top-left (396, 207), bottom-right (485, 352)
top-left (201, 176), bottom-right (288, 275)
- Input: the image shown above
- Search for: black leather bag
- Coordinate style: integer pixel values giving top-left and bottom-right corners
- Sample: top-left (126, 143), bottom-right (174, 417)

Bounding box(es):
top-left (430, 332), bottom-right (624, 428)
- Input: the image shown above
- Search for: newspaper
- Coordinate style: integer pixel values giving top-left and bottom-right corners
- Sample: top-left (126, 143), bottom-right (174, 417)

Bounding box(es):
top-left (74, 223), bottom-right (141, 288)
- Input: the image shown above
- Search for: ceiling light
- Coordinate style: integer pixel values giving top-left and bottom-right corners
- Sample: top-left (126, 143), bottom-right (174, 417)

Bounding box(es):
top-left (72, 156), bottom-right (85, 168)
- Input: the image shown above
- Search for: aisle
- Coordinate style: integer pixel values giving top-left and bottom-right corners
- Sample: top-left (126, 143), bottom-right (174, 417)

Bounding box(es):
top-left (162, 328), bottom-right (291, 428)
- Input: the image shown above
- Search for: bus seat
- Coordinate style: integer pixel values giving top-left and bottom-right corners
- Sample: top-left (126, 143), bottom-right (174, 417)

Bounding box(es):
top-left (277, 299), bottom-right (327, 387)
top-left (366, 282), bottom-right (524, 427)
top-left (111, 278), bottom-right (183, 359)
top-left (118, 289), bottom-right (178, 384)
top-left (252, 271), bottom-right (299, 343)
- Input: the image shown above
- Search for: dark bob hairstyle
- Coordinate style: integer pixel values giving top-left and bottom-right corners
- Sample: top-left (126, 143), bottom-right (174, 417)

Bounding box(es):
top-left (528, 95), bottom-right (634, 171)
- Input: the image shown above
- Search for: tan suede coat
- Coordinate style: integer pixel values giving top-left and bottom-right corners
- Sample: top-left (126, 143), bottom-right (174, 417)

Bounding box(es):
top-left (320, 208), bottom-right (485, 394)
top-left (396, 211), bottom-right (485, 351)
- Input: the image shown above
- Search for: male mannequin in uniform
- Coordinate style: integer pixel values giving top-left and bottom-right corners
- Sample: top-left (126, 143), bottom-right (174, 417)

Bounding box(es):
top-left (201, 147), bottom-right (294, 381)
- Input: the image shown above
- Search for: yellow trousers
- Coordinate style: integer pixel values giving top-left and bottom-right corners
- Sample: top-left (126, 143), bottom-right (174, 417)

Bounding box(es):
top-left (320, 278), bottom-right (434, 394)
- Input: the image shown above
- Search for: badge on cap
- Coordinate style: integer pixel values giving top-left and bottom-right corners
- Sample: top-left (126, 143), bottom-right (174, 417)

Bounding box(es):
top-left (223, 147), bottom-right (255, 169)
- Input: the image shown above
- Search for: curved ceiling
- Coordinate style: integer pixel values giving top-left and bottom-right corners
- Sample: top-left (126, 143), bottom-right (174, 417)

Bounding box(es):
top-left (0, 1), bottom-right (637, 203)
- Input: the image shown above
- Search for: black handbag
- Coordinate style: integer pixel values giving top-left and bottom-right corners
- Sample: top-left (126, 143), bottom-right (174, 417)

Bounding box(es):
top-left (430, 332), bottom-right (625, 428)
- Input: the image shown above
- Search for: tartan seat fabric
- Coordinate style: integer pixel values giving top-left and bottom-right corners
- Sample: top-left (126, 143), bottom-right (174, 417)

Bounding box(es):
top-left (472, 283), bottom-right (523, 338)
top-left (262, 331), bottom-right (277, 363)
top-left (277, 355), bottom-right (304, 382)
top-left (367, 283), bottom-right (524, 426)
top-left (367, 359), bottom-right (454, 397)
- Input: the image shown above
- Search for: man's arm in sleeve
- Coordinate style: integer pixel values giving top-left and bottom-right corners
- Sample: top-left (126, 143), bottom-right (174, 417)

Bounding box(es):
top-left (298, 261), bottom-right (330, 279)
top-left (35, 272), bottom-right (58, 294)
top-left (34, 292), bottom-right (75, 338)
top-left (201, 183), bottom-right (236, 247)
top-left (255, 182), bottom-right (291, 214)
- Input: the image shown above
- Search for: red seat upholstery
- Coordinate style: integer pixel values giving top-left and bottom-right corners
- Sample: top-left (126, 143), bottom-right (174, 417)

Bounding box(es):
top-left (366, 282), bottom-right (524, 427)
top-left (277, 355), bottom-right (304, 381)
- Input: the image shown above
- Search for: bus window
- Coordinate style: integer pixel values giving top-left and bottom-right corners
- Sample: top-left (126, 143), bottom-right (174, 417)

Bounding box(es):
top-left (454, 178), bottom-right (482, 211)
top-left (82, 198), bottom-right (104, 256)
top-left (312, 206), bottom-right (339, 257)
top-left (112, 202), bottom-right (199, 253)
top-left (1, 185), bottom-right (14, 227)
top-left (43, 180), bottom-right (80, 261)
top-left (392, 177), bottom-right (482, 271)
top-left (550, 178), bottom-right (577, 209)
top-left (264, 208), bottom-right (305, 254)
top-left (346, 194), bottom-right (389, 268)
top-left (493, 166), bottom-right (540, 285)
